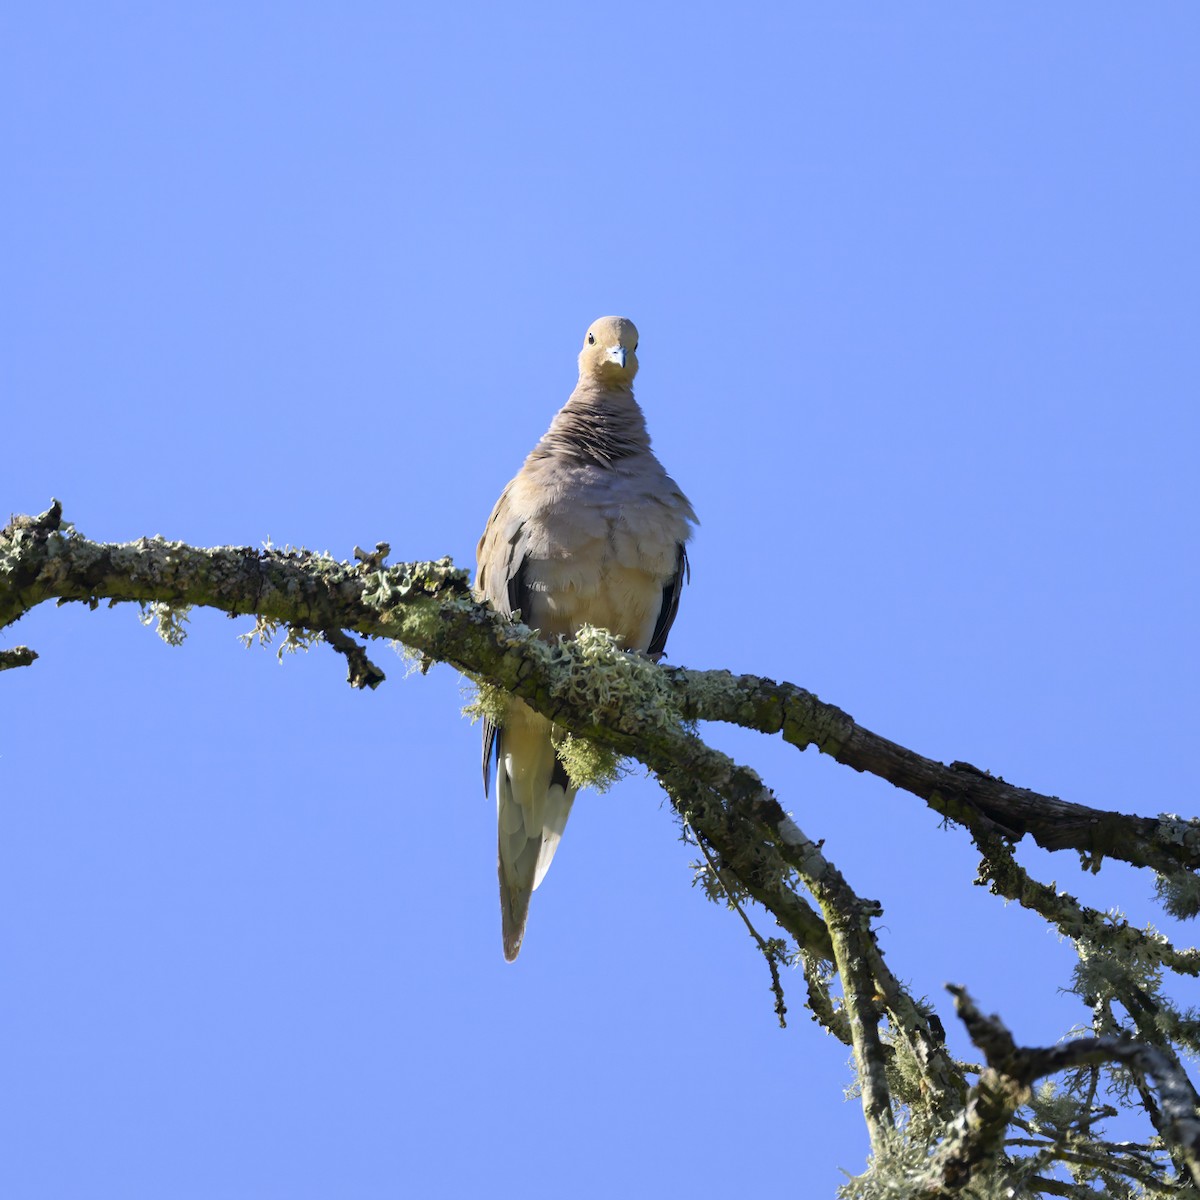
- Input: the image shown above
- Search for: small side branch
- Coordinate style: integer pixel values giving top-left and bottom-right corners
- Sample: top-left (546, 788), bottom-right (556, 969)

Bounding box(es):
top-left (0, 646), bottom-right (37, 671)
top-left (323, 628), bottom-right (386, 690)
top-left (689, 822), bottom-right (788, 1028)
top-left (975, 830), bottom-right (1200, 977)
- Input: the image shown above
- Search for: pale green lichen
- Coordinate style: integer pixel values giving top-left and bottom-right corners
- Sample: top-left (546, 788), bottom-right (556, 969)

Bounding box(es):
top-left (1070, 916), bottom-right (1165, 1001)
top-left (461, 676), bottom-right (629, 793)
top-left (1156, 813), bottom-right (1200, 851)
top-left (1154, 868), bottom-right (1200, 920)
top-left (550, 729), bottom-right (627, 793)
top-left (460, 621), bottom-right (685, 794)
top-left (360, 558), bottom-right (468, 615)
top-left (461, 679), bottom-right (509, 728)
top-left (539, 623), bottom-right (684, 732)
top-left (237, 615), bottom-right (279, 650)
top-left (138, 600), bottom-right (192, 647)
top-left (390, 640), bottom-right (431, 678)
top-left (237, 615), bottom-right (322, 660)
top-left (881, 1021), bottom-right (943, 1119)
top-left (259, 537), bottom-right (337, 564)
top-left (275, 626), bottom-right (323, 659)
top-left (836, 1130), bottom-right (937, 1200)
top-left (1024, 1079), bottom-right (1088, 1138)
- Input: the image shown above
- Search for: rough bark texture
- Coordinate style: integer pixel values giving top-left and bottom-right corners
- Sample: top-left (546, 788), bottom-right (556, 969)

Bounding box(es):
top-left (4, 502), bottom-right (1198, 1197)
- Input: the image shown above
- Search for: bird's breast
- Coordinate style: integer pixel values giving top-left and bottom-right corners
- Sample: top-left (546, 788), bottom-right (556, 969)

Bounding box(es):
top-left (525, 555), bottom-right (664, 650)
top-left (523, 517), bottom-right (684, 651)
top-left (502, 458), bottom-right (693, 649)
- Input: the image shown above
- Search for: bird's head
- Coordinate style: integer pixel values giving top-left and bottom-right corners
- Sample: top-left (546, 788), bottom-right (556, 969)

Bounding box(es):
top-left (578, 316), bottom-right (639, 385)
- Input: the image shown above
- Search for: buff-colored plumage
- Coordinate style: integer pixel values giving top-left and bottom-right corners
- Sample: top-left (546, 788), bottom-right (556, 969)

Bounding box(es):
top-left (475, 316), bottom-right (696, 960)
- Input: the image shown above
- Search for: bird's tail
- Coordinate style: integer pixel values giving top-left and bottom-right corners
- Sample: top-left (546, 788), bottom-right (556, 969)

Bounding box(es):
top-left (494, 717), bottom-right (576, 961)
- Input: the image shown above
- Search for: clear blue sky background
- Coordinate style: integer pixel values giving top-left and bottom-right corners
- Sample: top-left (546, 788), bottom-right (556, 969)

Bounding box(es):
top-left (3, 6), bottom-right (1198, 1197)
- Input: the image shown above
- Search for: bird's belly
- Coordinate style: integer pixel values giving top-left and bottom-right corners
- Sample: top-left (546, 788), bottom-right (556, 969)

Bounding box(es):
top-left (525, 557), bottom-right (662, 651)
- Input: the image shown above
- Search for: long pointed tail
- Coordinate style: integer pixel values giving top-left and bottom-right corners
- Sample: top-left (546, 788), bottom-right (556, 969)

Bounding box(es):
top-left (492, 714), bottom-right (576, 961)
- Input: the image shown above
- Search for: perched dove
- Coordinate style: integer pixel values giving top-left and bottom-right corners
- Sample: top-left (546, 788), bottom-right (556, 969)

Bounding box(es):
top-left (475, 316), bottom-right (697, 961)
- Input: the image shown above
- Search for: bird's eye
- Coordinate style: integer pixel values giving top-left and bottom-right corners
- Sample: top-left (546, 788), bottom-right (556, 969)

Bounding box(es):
top-left (587, 333), bottom-right (595, 344)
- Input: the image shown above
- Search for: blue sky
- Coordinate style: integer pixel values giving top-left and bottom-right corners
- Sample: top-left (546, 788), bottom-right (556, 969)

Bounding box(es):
top-left (3, 6), bottom-right (1198, 1197)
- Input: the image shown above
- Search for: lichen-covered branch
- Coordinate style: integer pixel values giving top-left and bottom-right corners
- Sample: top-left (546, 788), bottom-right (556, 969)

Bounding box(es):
top-left (666, 667), bottom-right (1200, 882)
top-left (822, 888), bottom-right (895, 1152)
top-left (6, 503), bottom-right (1190, 883)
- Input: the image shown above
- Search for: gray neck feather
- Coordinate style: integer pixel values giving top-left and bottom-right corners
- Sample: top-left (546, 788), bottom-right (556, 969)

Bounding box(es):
top-left (533, 383), bottom-right (650, 467)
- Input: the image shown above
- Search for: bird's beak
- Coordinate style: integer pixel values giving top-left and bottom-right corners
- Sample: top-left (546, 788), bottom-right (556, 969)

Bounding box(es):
top-left (606, 345), bottom-right (627, 368)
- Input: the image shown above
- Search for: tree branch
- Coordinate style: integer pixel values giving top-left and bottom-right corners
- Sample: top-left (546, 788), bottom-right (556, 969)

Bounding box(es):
top-left (667, 667), bottom-right (1200, 881)
top-left (6, 503), bottom-right (1191, 883)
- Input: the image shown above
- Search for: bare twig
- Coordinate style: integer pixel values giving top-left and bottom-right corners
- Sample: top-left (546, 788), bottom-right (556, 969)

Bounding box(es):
top-left (689, 820), bottom-right (789, 1028)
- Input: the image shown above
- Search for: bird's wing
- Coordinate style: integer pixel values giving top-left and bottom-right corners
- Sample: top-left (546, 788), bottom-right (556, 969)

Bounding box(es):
top-left (476, 480), bottom-right (533, 619)
top-left (646, 542), bottom-right (689, 660)
top-left (476, 481), bottom-right (533, 797)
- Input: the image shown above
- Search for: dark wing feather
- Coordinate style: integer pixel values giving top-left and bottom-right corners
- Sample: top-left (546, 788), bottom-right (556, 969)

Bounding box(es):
top-left (481, 718), bottom-right (499, 797)
top-left (646, 543), bottom-right (689, 661)
top-left (480, 531), bottom-right (530, 797)
top-left (506, 550), bottom-right (528, 621)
